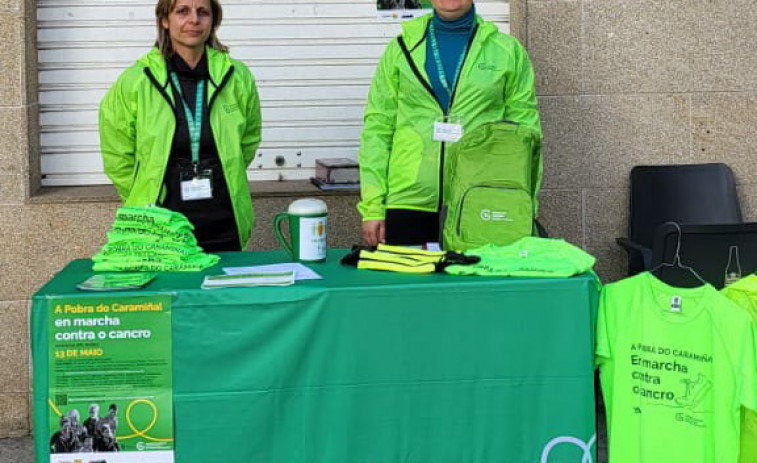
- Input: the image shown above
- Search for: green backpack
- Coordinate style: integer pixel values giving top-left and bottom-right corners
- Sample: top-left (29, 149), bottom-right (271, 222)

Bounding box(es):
top-left (442, 121), bottom-right (542, 252)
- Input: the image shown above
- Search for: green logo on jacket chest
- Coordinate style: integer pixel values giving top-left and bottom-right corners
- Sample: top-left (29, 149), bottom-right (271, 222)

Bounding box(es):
top-left (224, 103), bottom-right (240, 114)
top-left (477, 63), bottom-right (499, 71)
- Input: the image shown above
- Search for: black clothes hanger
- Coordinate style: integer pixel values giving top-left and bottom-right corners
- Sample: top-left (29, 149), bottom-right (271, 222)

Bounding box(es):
top-left (649, 221), bottom-right (708, 286)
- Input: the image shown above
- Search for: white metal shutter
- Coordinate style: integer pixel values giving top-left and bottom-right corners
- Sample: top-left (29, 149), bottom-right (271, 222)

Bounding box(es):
top-left (37, 0), bottom-right (509, 186)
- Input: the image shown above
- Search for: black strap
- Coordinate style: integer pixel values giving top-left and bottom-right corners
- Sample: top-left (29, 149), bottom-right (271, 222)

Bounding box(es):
top-left (397, 36), bottom-right (436, 101)
top-left (143, 68), bottom-right (177, 114)
top-left (340, 245), bottom-right (377, 267)
top-left (534, 219), bottom-right (549, 238)
top-left (436, 252), bottom-right (481, 272)
top-left (208, 67), bottom-right (235, 111)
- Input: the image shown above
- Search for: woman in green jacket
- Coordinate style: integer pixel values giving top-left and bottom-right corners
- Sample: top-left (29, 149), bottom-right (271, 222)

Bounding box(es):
top-left (99, 0), bottom-right (261, 251)
top-left (359, 0), bottom-right (542, 246)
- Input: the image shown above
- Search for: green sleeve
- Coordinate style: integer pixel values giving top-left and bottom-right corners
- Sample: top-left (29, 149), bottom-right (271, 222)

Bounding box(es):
top-left (503, 38), bottom-right (541, 138)
top-left (595, 287), bottom-right (612, 368)
top-left (240, 67), bottom-right (262, 167)
top-left (504, 39), bottom-right (543, 214)
top-left (357, 40), bottom-right (400, 221)
top-left (741, 320), bottom-right (757, 410)
top-left (722, 288), bottom-right (756, 318)
top-left (722, 288), bottom-right (757, 410)
top-left (99, 72), bottom-right (138, 201)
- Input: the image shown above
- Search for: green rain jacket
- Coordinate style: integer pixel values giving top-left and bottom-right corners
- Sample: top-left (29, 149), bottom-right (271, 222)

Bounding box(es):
top-left (358, 14), bottom-right (542, 221)
top-left (99, 46), bottom-right (262, 249)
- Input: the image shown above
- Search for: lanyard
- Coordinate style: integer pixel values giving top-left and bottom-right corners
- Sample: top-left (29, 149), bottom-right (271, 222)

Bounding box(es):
top-left (170, 72), bottom-right (205, 169)
top-left (428, 21), bottom-right (472, 111)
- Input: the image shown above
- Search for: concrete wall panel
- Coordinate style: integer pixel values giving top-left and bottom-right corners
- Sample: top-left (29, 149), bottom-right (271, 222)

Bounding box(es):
top-left (691, 91), bottom-right (757, 184)
top-left (0, 394), bottom-right (29, 437)
top-left (582, 0), bottom-right (692, 94)
top-left (670, 0), bottom-right (757, 92)
top-left (0, 106), bottom-right (29, 176)
top-left (529, 1), bottom-right (582, 95)
top-left (539, 95), bottom-right (592, 189)
top-left (539, 188), bottom-right (584, 247)
top-left (739, 184), bottom-right (757, 222)
top-left (582, 94), bottom-right (691, 188)
top-left (0, 14), bottom-right (24, 107)
top-left (0, 302), bottom-right (29, 394)
top-left (583, 188), bottom-right (628, 283)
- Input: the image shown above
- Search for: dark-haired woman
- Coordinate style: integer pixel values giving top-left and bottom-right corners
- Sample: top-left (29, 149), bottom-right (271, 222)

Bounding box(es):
top-left (100, 0), bottom-right (261, 251)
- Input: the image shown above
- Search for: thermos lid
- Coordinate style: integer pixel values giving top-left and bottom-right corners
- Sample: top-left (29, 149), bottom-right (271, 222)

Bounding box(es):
top-left (288, 198), bottom-right (328, 215)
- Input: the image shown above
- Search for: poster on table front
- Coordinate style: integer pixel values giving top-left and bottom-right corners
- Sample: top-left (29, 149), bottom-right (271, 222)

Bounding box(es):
top-left (47, 294), bottom-right (174, 463)
top-left (377, 0), bottom-right (433, 19)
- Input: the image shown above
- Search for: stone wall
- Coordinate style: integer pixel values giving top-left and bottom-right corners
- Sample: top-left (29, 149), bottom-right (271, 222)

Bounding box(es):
top-left (518, 0), bottom-right (757, 280)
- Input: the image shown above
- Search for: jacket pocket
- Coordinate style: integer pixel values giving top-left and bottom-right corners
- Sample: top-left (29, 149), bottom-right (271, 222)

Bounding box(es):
top-left (454, 185), bottom-right (533, 247)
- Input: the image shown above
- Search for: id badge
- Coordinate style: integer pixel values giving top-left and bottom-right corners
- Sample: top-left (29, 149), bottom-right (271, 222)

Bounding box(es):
top-left (433, 114), bottom-right (464, 143)
top-left (180, 168), bottom-right (213, 201)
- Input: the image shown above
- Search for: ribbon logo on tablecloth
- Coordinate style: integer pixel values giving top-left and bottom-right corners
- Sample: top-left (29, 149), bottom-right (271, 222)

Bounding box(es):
top-left (540, 433), bottom-right (596, 463)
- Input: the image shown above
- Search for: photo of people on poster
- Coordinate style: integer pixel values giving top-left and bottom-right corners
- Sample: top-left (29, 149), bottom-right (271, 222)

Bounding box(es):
top-left (377, 0), bottom-right (433, 19)
top-left (50, 404), bottom-right (121, 454)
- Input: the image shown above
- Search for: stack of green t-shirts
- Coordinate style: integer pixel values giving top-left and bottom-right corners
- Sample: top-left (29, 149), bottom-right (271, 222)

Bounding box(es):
top-left (444, 237), bottom-right (596, 277)
top-left (92, 206), bottom-right (220, 272)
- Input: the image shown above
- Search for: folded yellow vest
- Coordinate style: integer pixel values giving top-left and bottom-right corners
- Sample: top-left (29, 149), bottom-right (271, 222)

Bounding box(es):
top-left (343, 244), bottom-right (478, 273)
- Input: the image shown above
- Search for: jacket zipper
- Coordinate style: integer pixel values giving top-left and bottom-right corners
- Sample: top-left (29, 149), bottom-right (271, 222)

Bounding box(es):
top-left (398, 23), bottom-right (479, 212)
top-left (439, 25), bottom-right (478, 210)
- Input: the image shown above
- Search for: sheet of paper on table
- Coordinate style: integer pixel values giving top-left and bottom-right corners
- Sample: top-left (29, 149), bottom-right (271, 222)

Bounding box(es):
top-left (223, 263), bottom-right (323, 281)
top-left (202, 271), bottom-right (295, 289)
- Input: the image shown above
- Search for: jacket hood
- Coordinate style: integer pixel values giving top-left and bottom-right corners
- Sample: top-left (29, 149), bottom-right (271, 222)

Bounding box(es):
top-left (137, 46), bottom-right (233, 84)
top-left (400, 13), bottom-right (499, 49)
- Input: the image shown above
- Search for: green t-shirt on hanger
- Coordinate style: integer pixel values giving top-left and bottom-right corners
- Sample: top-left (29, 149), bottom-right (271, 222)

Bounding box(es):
top-left (722, 274), bottom-right (757, 463)
top-left (596, 272), bottom-right (757, 463)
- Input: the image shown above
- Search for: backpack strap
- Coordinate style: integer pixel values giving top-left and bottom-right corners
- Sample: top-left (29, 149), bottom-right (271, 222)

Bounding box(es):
top-left (534, 219), bottom-right (549, 238)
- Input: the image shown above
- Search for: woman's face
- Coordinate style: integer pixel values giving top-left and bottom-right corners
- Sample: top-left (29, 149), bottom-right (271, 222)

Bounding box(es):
top-left (161, 0), bottom-right (213, 55)
top-left (430, 0), bottom-right (474, 20)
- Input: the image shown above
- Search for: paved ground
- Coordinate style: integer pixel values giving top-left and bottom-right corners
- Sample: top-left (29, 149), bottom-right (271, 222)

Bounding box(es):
top-left (0, 437), bottom-right (33, 463)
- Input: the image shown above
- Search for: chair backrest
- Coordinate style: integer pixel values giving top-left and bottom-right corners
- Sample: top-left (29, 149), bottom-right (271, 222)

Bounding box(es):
top-left (628, 163), bottom-right (742, 248)
top-left (651, 222), bottom-right (757, 289)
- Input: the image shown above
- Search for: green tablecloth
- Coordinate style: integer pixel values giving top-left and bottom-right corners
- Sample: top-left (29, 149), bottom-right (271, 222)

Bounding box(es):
top-left (32, 249), bottom-right (600, 462)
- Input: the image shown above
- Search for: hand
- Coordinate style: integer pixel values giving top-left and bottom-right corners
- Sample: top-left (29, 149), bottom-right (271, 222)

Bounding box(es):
top-left (362, 220), bottom-right (386, 246)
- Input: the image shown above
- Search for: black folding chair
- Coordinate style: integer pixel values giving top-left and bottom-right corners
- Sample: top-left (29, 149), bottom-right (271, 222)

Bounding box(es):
top-left (616, 163), bottom-right (742, 276)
